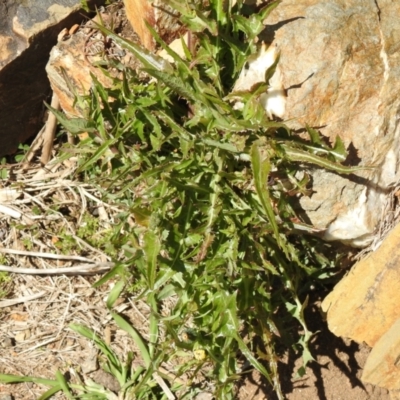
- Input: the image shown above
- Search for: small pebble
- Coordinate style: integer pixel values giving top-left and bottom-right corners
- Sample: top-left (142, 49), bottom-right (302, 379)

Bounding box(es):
top-left (81, 347), bottom-right (98, 374)
top-left (1, 337), bottom-right (14, 348)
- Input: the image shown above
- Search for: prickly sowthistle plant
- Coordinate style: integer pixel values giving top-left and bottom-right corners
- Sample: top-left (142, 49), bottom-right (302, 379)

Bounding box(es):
top-left (1, 1), bottom-right (358, 399)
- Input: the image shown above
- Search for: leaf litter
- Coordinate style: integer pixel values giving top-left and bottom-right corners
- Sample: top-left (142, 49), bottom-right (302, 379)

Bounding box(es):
top-left (0, 159), bottom-right (166, 399)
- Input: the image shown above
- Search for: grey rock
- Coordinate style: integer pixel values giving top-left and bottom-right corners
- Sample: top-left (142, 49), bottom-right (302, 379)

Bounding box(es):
top-left (1, 337), bottom-right (14, 348)
top-left (263, 0), bottom-right (400, 246)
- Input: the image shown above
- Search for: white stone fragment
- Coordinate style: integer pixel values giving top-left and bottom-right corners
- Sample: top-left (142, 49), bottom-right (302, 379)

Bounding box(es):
top-left (232, 43), bottom-right (286, 119)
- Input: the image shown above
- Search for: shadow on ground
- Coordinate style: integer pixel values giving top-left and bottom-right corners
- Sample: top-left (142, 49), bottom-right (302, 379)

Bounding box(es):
top-left (237, 292), bottom-right (391, 400)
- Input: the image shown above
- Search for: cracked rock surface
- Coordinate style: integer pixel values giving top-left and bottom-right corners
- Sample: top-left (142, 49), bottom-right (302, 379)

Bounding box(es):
top-left (263, 0), bottom-right (400, 246)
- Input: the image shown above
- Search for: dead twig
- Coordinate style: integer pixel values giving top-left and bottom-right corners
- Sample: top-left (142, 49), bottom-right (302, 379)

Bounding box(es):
top-left (40, 92), bottom-right (60, 165)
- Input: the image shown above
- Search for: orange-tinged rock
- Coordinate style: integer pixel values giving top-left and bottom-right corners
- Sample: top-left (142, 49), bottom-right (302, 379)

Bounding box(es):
top-left (122, 0), bottom-right (185, 50)
top-left (362, 317), bottom-right (400, 389)
top-left (321, 222), bottom-right (400, 347)
top-left (123, 0), bottom-right (155, 50)
top-left (46, 26), bottom-right (112, 118)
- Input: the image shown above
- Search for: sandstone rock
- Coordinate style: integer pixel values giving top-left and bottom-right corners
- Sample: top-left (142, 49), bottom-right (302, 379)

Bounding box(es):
top-left (123, 0), bottom-right (185, 50)
top-left (46, 7), bottom-right (141, 118)
top-left (46, 14), bottom-right (113, 118)
top-left (390, 390), bottom-right (400, 400)
top-left (321, 222), bottom-right (400, 347)
top-left (362, 317), bottom-right (400, 390)
top-left (47, 2), bottom-right (187, 119)
top-left (0, 0), bottom-right (104, 155)
top-left (263, 0), bottom-right (400, 246)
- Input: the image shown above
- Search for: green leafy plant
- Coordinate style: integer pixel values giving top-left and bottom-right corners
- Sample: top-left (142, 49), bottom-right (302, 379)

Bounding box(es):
top-left (0, 313), bottom-right (169, 399)
top-left (0, 1), bottom-right (366, 398)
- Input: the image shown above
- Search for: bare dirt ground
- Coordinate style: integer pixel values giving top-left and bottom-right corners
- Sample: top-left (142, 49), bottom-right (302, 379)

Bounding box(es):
top-left (237, 296), bottom-right (395, 400)
top-left (1, 263), bottom-right (395, 400)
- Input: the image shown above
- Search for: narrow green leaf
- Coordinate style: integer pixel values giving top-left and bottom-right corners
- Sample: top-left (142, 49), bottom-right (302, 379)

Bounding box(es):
top-left (69, 323), bottom-right (121, 373)
top-left (145, 21), bottom-right (191, 76)
top-left (37, 385), bottom-right (63, 400)
top-left (55, 371), bottom-right (74, 399)
top-left (0, 374), bottom-right (58, 387)
top-left (158, 110), bottom-right (194, 142)
top-left (77, 138), bottom-right (116, 172)
top-left (111, 312), bottom-right (151, 368)
top-left (250, 142), bottom-right (281, 246)
top-left (258, 1), bottom-right (281, 28)
top-left (90, 73), bottom-right (117, 126)
top-left (264, 52), bottom-right (280, 85)
top-left (235, 334), bottom-right (272, 384)
top-left (143, 230), bottom-right (160, 290)
top-left (106, 280), bottom-right (125, 309)
top-left (147, 293), bottom-right (159, 358)
top-left (305, 125), bottom-right (322, 145)
top-left (281, 144), bottom-right (375, 174)
top-left (93, 263), bottom-right (125, 288)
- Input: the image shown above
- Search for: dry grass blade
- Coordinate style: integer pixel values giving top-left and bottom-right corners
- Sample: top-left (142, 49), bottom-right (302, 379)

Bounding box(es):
top-left (0, 262), bottom-right (113, 275)
top-left (41, 92), bottom-right (60, 165)
top-left (152, 372), bottom-right (175, 400)
top-left (0, 248), bottom-right (94, 262)
top-left (0, 291), bottom-right (46, 308)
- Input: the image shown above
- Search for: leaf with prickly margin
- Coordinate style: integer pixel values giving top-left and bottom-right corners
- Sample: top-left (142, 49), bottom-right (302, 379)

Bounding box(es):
top-left (232, 14), bottom-right (258, 40)
top-left (144, 21), bottom-right (192, 77)
top-left (285, 296), bottom-right (315, 376)
top-left (210, 0), bottom-right (228, 25)
top-left (158, 110), bottom-right (194, 143)
top-left (235, 332), bottom-right (272, 383)
top-left (93, 22), bottom-right (173, 73)
top-left (233, 1), bottom-right (280, 40)
top-left (202, 139), bottom-right (239, 153)
top-left (331, 134), bottom-right (347, 162)
top-left (281, 144), bottom-right (375, 174)
top-left (163, 0), bottom-right (218, 34)
top-left (45, 104), bottom-right (96, 134)
top-left (142, 69), bottom-right (198, 103)
top-left (305, 124), bottom-right (322, 145)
